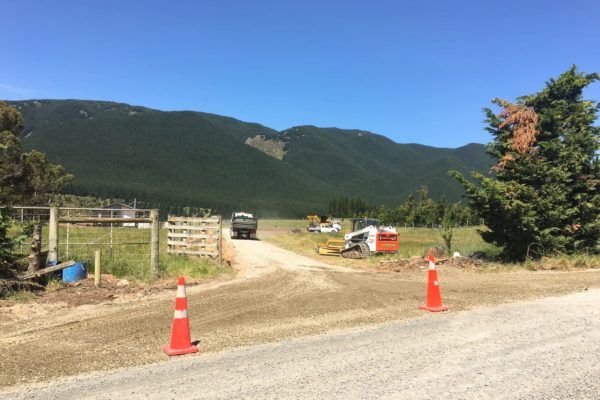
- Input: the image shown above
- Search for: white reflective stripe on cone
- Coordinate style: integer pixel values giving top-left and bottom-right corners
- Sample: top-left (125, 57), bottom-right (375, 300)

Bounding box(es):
top-left (173, 309), bottom-right (188, 319)
top-left (429, 261), bottom-right (436, 270)
top-left (176, 285), bottom-right (186, 298)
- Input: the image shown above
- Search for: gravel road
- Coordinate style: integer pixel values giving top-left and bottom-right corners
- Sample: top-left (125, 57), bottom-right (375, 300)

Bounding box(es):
top-left (4, 288), bottom-right (598, 400)
top-left (227, 236), bottom-right (351, 278)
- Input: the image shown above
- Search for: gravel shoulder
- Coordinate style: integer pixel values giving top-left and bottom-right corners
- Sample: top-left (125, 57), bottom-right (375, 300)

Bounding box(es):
top-left (3, 288), bottom-right (599, 399)
top-left (1, 236), bottom-right (599, 390)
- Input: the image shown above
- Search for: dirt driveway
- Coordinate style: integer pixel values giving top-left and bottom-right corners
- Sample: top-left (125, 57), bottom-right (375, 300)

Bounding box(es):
top-left (1, 237), bottom-right (599, 390)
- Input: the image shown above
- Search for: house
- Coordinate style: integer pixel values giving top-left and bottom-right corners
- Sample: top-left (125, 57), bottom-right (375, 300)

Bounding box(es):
top-left (97, 203), bottom-right (137, 219)
top-left (97, 203), bottom-right (137, 227)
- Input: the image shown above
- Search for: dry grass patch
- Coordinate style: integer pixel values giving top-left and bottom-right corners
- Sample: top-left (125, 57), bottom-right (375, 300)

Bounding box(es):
top-left (260, 222), bottom-right (599, 273)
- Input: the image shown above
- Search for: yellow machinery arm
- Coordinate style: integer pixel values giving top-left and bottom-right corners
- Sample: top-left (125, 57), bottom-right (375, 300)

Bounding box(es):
top-left (307, 215), bottom-right (322, 224)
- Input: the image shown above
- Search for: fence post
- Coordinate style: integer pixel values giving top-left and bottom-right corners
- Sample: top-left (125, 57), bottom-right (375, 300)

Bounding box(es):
top-left (66, 209), bottom-right (70, 258)
top-left (109, 210), bottom-right (114, 259)
top-left (218, 215), bottom-right (223, 263)
top-left (27, 223), bottom-right (42, 274)
top-left (94, 249), bottom-right (101, 287)
top-left (48, 207), bottom-right (59, 263)
top-left (150, 209), bottom-right (159, 277)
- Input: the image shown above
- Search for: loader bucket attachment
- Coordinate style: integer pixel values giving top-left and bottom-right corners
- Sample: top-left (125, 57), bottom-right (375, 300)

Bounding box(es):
top-left (317, 239), bottom-right (345, 256)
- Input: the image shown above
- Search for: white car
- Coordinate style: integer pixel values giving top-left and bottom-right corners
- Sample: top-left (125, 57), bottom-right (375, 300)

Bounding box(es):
top-left (319, 221), bottom-right (342, 233)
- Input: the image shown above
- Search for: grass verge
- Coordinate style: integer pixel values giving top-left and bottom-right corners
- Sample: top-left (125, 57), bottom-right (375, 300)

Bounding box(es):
top-left (160, 254), bottom-right (228, 280)
top-left (260, 222), bottom-right (599, 272)
top-left (262, 226), bottom-right (500, 264)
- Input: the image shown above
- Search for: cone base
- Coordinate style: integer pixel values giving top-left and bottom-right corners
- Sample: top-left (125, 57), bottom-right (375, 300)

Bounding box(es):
top-left (419, 304), bottom-right (449, 312)
top-left (163, 344), bottom-right (199, 356)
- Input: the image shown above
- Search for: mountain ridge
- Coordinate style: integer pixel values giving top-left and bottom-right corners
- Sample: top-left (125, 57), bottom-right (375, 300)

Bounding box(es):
top-left (9, 99), bottom-right (492, 216)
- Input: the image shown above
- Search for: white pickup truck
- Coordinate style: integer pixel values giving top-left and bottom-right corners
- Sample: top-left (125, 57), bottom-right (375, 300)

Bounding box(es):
top-left (319, 220), bottom-right (342, 233)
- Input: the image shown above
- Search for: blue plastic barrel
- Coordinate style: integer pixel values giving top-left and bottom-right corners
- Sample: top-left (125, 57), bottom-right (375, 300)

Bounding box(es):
top-left (63, 262), bottom-right (87, 282)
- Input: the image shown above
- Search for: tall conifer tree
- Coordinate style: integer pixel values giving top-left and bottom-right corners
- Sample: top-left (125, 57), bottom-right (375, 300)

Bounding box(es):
top-left (451, 67), bottom-right (600, 260)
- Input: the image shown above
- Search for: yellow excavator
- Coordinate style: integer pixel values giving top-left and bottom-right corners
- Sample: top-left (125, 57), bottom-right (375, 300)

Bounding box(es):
top-left (306, 215), bottom-right (342, 233)
top-left (306, 215), bottom-right (326, 232)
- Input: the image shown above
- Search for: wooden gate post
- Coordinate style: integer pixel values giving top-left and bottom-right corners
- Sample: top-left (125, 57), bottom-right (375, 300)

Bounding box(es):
top-left (150, 209), bottom-right (160, 277)
top-left (48, 207), bottom-right (59, 263)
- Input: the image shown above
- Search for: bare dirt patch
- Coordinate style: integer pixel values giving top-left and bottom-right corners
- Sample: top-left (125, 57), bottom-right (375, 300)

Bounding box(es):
top-left (1, 237), bottom-right (600, 390)
top-left (244, 135), bottom-right (287, 159)
top-left (376, 256), bottom-right (485, 272)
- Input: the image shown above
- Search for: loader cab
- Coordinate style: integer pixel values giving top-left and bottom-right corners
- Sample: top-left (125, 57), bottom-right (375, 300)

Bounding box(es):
top-left (351, 218), bottom-right (381, 232)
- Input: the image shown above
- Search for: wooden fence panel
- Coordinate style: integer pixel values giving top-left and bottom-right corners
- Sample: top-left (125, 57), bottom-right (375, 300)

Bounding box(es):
top-left (167, 215), bottom-right (222, 260)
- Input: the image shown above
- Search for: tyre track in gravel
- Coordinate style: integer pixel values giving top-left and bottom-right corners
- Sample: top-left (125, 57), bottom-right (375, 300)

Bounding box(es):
top-left (4, 289), bottom-right (599, 399)
top-left (1, 236), bottom-right (599, 390)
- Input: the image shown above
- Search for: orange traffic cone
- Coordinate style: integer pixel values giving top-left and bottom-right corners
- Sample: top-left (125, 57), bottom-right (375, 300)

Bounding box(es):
top-left (163, 277), bottom-right (200, 356)
top-left (419, 255), bottom-right (448, 312)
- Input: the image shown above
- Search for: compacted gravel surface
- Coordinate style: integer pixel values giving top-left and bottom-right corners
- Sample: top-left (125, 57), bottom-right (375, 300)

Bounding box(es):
top-left (1, 237), bottom-right (599, 395)
top-left (3, 288), bottom-right (599, 399)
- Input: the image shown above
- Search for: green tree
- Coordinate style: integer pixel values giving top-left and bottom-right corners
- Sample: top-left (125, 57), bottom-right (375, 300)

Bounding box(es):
top-left (0, 101), bottom-right (73, 205)
top-left (328, 198), bottom-right (339, 216)
top-left (20, 150), bottom-right (74, 205)
top-left (412, 186), bottom-right (437, 226)
top-left (450, 67), bottom-right (600, 260)
top-left (377, 205), bottom-right (392, 225)
top-left (327, 196), bottom-right (374, 217)
top-left (435, 194), bottom-right (447, 225)
top-left (0, 102), bottom-right (25, 194)
top-left (1, 101), bottom-right (74, 276)
top-left (441, 209), bottom-right (454, 254)
top-left (0, 207), bottom-right (15, 275)
top-left (405, 193), bottom-right (415, 225)
top-left (0, 102), bottom-right (23, 276)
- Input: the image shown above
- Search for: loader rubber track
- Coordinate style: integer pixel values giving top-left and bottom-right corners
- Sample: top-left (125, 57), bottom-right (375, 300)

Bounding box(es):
top-left (340, 242), bottom-right (371, 259)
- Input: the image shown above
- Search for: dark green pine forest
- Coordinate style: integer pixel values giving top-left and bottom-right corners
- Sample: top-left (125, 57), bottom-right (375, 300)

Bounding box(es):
top-left (11, 100), bottom-right (492, 217)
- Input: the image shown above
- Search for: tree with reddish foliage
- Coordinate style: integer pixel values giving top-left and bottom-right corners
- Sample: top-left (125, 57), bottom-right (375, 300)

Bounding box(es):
top-left (450, 67), bottom-right (600, 260)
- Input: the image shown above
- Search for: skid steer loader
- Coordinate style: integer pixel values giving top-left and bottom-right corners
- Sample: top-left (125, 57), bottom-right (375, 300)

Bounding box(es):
top-left (317, 218), bottom-right (399, 259)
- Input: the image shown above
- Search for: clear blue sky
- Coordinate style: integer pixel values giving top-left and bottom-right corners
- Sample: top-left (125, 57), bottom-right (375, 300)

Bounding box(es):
top-left (2, 0), bottom-right (599, 147)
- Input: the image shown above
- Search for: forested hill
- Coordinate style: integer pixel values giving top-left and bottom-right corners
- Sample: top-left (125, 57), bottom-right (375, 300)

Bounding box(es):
top-left (11, 99), bottom-right (492, 216)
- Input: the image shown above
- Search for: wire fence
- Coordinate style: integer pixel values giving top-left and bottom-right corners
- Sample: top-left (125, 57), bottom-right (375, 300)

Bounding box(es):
top-left (10, 207), bottom-right (50, 255)
top-left (11, 206), bottom-right (155, 279)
